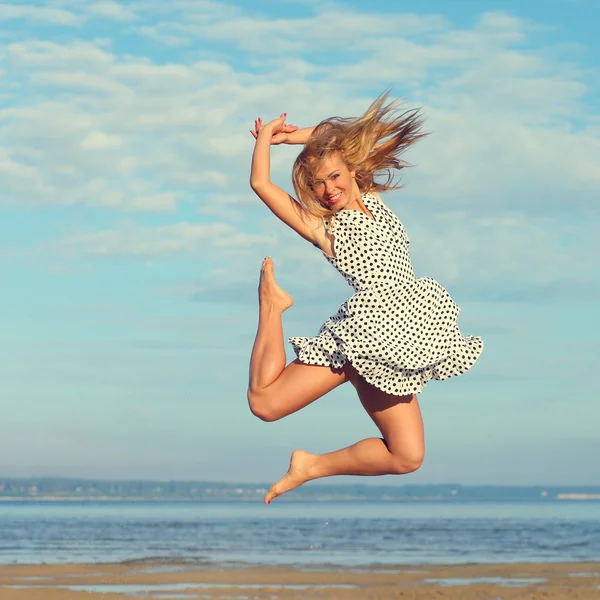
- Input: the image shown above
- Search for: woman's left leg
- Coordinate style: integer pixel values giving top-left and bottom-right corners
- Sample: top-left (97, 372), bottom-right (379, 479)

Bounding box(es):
top-left (264, 377), bottom-right (425, 503)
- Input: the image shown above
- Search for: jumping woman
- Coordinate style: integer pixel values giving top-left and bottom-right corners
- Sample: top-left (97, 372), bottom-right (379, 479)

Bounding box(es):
top-left (248, 93), bottom-right (483, 504)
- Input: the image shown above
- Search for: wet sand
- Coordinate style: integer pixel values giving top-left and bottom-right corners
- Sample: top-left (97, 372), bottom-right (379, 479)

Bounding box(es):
top-left (1, 561), bottom-right (599, 599)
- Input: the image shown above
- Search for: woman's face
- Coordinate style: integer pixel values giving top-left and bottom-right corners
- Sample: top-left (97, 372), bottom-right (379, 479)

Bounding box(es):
top-left (312, 153), bottom-right (356, 211)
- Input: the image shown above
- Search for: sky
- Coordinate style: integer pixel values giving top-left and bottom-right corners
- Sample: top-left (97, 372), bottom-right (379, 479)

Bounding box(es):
top-left (0, 0), bottom-right (599, 486)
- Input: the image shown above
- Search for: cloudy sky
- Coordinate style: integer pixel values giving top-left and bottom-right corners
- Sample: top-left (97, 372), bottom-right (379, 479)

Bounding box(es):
top-left (1, 0), bottom-right (598, 486)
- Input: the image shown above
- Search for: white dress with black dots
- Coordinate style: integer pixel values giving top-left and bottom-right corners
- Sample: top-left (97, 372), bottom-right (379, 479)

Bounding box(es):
top-left (289, 192), bottom-right (483, 396)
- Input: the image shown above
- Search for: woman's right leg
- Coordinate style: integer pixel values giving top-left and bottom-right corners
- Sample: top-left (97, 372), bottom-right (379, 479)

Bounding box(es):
top-left (263, 379), bottom-right (425, 504)
top-left (247, 257), bottom-right (350, 422)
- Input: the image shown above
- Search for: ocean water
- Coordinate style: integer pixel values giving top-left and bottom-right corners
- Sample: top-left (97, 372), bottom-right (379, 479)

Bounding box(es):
top-left (0, 500), bottom-right (599, 566)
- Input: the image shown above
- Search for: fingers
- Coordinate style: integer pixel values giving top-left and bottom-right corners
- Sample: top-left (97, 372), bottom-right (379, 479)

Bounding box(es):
top-left (250, 117), bottom-right (263, 139)
top-left (251, 114), bottom-right (294, 140)
top-left (271, 113), bottom-right (287, 126)
top-left (253, 115), bottom-right (289, 127)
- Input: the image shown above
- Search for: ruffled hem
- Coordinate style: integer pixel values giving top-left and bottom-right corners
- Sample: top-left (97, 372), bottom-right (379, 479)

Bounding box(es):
top-left (289, 329), bottom-right (483, 396)
top-left (288, 278), bottom-right (483, 396)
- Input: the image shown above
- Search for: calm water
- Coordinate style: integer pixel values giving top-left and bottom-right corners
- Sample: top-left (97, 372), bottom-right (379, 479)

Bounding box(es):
top-left (0, 500), bottom-right (599, 566)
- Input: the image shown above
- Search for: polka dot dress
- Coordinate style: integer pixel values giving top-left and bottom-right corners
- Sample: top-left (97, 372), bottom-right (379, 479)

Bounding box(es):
top-left (289, 192), bottom-right (483, 396)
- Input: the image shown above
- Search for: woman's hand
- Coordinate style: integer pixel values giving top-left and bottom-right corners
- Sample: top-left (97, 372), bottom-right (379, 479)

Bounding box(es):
top-left (250, 114), bottom-right (299, 145)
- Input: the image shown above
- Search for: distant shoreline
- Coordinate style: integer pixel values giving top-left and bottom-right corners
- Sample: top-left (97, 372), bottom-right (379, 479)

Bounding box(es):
top-left (2, 479), bottom-right (600, 503)
top-left (2, 495), bottom-right (600, 502)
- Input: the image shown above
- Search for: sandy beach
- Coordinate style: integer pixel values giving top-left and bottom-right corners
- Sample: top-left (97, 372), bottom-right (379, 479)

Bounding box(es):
top-left (1, 561), bottom-right (599, 599)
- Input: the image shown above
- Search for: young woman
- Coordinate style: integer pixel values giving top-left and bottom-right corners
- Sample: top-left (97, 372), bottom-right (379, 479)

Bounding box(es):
top-left (248, 93), bottom-right (483, 504)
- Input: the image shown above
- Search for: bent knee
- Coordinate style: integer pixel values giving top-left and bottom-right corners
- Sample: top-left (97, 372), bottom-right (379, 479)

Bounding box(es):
top-left (247, 388), bottom-right (279, 423)
top-left (391, 451), bottom-right (424, 474)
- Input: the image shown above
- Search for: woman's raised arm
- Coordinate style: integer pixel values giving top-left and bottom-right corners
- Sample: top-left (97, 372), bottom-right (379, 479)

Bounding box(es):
top-left (250, 115), bottom-right (323, 245)
top-left (249, 118), bottom-right (314, 146)
top-left (279, 126), bottom-right (315, 145)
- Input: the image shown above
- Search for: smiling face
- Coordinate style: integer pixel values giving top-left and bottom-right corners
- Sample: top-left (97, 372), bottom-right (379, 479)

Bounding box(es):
top-left (311, 153), bottom-right (358, 212)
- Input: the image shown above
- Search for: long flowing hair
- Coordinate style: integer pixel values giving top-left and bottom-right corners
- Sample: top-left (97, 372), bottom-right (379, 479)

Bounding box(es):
top-left (292, 92), bottom-right (426, 218)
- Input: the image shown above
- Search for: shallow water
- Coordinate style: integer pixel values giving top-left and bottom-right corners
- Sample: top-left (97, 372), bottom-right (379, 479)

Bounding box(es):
top-left (0, 500), bottom-right (599, 566)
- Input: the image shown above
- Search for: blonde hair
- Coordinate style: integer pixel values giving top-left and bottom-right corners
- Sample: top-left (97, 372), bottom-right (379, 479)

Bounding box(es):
top-left (292, 92), bottom-right (426, 218)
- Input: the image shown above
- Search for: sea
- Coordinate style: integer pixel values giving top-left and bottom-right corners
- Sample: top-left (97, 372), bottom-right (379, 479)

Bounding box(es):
top-left (0, 500), bottom-right (599, 566)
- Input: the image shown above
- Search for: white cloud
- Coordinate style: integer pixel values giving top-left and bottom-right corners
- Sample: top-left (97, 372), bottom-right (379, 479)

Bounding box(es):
top-left (0, 146), bottom-right (53, 200)
top-left (134, 10), bottom-right (448, 55)
top-left (0, 3), bottom-right (81, 26)
top-left (88, 1), bottom-right (137, 21)
top-left (1, 5), bottom-right (597, 220)
top-left (135, 24), bottom-right (192, 47)
top-left (81, 130), bottom-right (123, 150)
top-left (6, 40), bottom-right (115, 68)
top-left (29, 70), bottom-right (129, 95)
top-left (59, 222), bottom-right (275, 258)
top-left (130, 192), bottom-right (180, 212)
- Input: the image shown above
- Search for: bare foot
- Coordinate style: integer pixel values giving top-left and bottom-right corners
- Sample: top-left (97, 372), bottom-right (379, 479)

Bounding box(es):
top-left (264, 449), bottom-right (315, 504)
top-left (259, 257), bottom-right (293, 312)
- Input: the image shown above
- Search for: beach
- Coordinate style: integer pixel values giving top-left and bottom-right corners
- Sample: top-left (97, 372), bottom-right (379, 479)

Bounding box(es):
top-left (2, 499), bottom-right (599, 598)
top-left (1, 561), bottom-right (600, 599)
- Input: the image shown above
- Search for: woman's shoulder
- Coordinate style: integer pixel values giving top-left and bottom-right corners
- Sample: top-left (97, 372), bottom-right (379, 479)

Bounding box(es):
top-left (364, 190), bottom-right (384, 204)
top-left (364, 190), bottom-right (403, 223)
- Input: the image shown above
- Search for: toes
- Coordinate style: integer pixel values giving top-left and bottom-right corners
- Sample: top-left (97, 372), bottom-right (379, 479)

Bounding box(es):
top-left (262, 259), bottom-right (275, 277)
top-left (260, 257), bottom-right (271, 274)
top-left (261, 257), bottom-right (271, 269)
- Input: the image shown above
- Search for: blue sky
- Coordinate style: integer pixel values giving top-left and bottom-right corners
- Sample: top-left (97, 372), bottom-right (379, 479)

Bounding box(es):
top-left (0, 0), bottom-right (598, 486)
